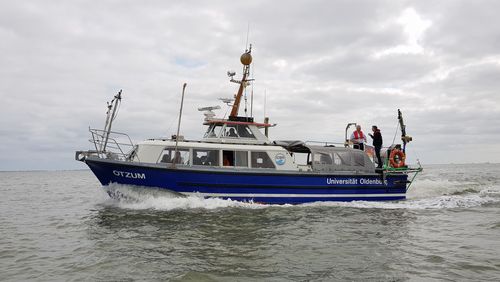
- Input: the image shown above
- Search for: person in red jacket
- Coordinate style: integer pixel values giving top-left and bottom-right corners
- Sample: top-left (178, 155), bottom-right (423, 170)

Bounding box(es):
top-left (350, 125), bottom-right (367, 151)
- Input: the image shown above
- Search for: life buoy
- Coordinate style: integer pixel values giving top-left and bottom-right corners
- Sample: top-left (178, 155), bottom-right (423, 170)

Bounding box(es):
top-left (389, 149), bottom-right (406, 168)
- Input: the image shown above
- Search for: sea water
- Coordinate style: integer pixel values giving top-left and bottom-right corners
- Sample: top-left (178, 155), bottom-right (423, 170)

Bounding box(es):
top-left (1, 164), bottom-right (500, 281)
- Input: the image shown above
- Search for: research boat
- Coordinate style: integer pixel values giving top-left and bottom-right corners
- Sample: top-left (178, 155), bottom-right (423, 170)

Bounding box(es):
top-left (76, 46), bottom-right (422, 204)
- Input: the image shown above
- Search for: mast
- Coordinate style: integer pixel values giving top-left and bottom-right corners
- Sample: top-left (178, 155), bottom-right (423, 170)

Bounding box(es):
top-left (102, 90), bottom-right (122, 152)
top-left (172, 83), bottom-right (187, 168)
top-left (398, 109), bottom-right (413, 153)
top-left (229, 45), bottom-right (253, 118)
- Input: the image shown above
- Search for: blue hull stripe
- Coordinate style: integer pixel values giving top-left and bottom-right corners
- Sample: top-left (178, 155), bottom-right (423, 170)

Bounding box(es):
top-left (182, 192), bottom-right (406, 198)
top-left (177, 182), bottom-right (390, 190)
top-left (174, 187), bottom-right (405, 195)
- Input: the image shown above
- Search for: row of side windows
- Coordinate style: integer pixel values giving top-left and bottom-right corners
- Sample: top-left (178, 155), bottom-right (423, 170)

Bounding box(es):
top-left (158, 148), bottom-right (275, 169)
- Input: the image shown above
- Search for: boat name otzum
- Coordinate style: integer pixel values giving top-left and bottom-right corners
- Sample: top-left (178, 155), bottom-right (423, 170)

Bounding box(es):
top-left (112, 170), bottom-right (146, 179)
top-left (76, 44), bottom-right (422, 204)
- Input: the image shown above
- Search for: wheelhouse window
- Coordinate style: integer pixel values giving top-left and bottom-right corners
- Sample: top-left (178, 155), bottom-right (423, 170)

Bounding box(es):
top-left (224, 126), bottom-right (238, 138)
top-left (158, 148), bottom-right (190, 165)
top-left (205, 124), bottom-right (256, 139)
top-left (251, 152), bottom-right (275, 168)
top-left (204, 124), bottom-right (223, 138)
top-left (223, 150), bottom-right (248, 167)
top-left (193, 149), bottom-right (219, 166)
top-left (222, 125), bottom-right (256, 139)
top-left (236, 125), bottom-right (256, 138)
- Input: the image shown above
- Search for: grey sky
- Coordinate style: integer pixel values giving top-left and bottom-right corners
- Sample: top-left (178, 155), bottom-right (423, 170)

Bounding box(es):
top-left (1, 0), bottom-right (499, 170)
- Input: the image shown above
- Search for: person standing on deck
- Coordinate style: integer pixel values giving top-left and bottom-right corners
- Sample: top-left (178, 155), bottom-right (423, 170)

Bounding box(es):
top-left (369, 125), bottom-right (383, 168)
top-left (350, 125), bottom-right (367, 151)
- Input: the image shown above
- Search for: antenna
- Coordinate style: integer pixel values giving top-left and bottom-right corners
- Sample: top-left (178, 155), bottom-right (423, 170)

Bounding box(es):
top-left (244, 88), bottom-right (248, 117)
top-left (251, 57), bottom-right (255, 117)
top-left (264, 89), bottom-right (267, 119)
top-left (219, 97), bottom-right (234, 106)
top-left (250, 87), bottom-right (254, 117)
top-left (245, 22), bottom-right (250, 51)
top-left (244, 24), bottom-right (252, 118)
top-left (198, 105), bottom-right (221, 122)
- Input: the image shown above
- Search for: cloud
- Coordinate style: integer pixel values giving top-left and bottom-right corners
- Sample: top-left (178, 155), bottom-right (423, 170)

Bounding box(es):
top-left (1, 0), bottom-right (500, 170)
top-left (374, 7), bottom-right (432, 57)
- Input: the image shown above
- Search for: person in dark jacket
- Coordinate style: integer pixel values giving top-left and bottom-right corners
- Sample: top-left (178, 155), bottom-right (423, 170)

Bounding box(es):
top-left (369, 125), bottom-right (383, 168)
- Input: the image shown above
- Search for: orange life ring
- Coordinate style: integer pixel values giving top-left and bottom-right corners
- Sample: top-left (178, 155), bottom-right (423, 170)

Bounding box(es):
top-left (389, 149), bottom-right (406, 168)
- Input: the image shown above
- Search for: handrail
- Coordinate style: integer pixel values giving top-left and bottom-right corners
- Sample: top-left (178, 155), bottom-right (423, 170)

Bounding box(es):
top-left (90, 128), bottom-right (134, 145)
top-left (88, 128), bottom-right (135, 161)
top-left (307, 139), bottom-right (402, 151)
top-left (305, 139), bottom-right (423, 173)
top-left (306, 140), bottom-right (345, 147)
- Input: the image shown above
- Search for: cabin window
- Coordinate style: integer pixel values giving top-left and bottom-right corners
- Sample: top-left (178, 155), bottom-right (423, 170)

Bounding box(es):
top-left (222, 150), bottom-right (248, 167)
top-left (251, 151), bottom-right (275, 168)
top-left (204, 125), bottom-right (214, 138)
top-left (352, 152), bottom-right (365, 166)
top-left (222, 125), bottom-right (256, 139)
top-left (193, 149), bottom-right (219, 166)
top-left (224, 126), bottom-right (239, 138)
top-left (236, 125), bottom-right (255, 138)
top-left (205, 124), bottom-right (223, 138)
top-left (314, 152), bottom-right (333, 165)
top-left (235, 151), bottom-right (248, 167)
top-left (293, 152), bottom-right (311, 166)
top-left (158, 148), bottom-right (190, 165)
top-left (332, 151), bottom-right (352, 166)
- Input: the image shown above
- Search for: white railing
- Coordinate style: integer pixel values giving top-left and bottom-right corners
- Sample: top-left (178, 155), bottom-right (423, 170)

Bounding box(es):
top-left (88, 128), bottom-right (136, 161)
top-left (305, 140), bottom-right (345, 147)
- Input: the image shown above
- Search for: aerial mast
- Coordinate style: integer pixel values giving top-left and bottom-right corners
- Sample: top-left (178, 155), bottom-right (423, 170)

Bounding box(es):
top-left (229, 45), bottom-right (253, 118)
top-left (101, 90), bottom-right (122, 153)
top-left (398, 109), bottom-right (413, 153)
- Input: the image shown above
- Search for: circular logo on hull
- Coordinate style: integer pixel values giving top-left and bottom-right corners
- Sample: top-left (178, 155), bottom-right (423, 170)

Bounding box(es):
top-left (275, 153), bottom-right (286, 165)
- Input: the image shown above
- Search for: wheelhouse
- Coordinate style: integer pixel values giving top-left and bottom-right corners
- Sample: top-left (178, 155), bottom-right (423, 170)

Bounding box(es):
top-left (202, 119), bottom-right (273, 145)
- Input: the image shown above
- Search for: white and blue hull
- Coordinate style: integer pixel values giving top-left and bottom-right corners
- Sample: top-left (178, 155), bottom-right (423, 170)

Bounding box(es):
top-left (85, 157), bottom-right (408, 204)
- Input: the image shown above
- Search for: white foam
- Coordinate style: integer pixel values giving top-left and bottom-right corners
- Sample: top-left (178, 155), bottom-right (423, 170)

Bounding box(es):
top-left (407, 178), bottom-right (480, 199)
top-left (104, 184), bottom-right (266, 211)
top-left (302, 193), bottom-right (498, 210)
top-left (101, 182), bottom-right (500, 211)
top-left (479, 185), bottom-right (500, 197)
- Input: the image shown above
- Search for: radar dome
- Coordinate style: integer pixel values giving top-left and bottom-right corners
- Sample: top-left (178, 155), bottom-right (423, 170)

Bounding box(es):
top-left (240, 52), bottom-right (252, 65)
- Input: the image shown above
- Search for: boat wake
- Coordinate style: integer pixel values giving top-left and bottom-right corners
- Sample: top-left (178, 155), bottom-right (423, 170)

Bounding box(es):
top-left (103, 184), bottom-right (265, 211)
top-left (101, 180), bottom-right (500, 211)
top-left (308, 179), bottom-right (500, 210)
top-left (304, 189), bottom-right (500, 210)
